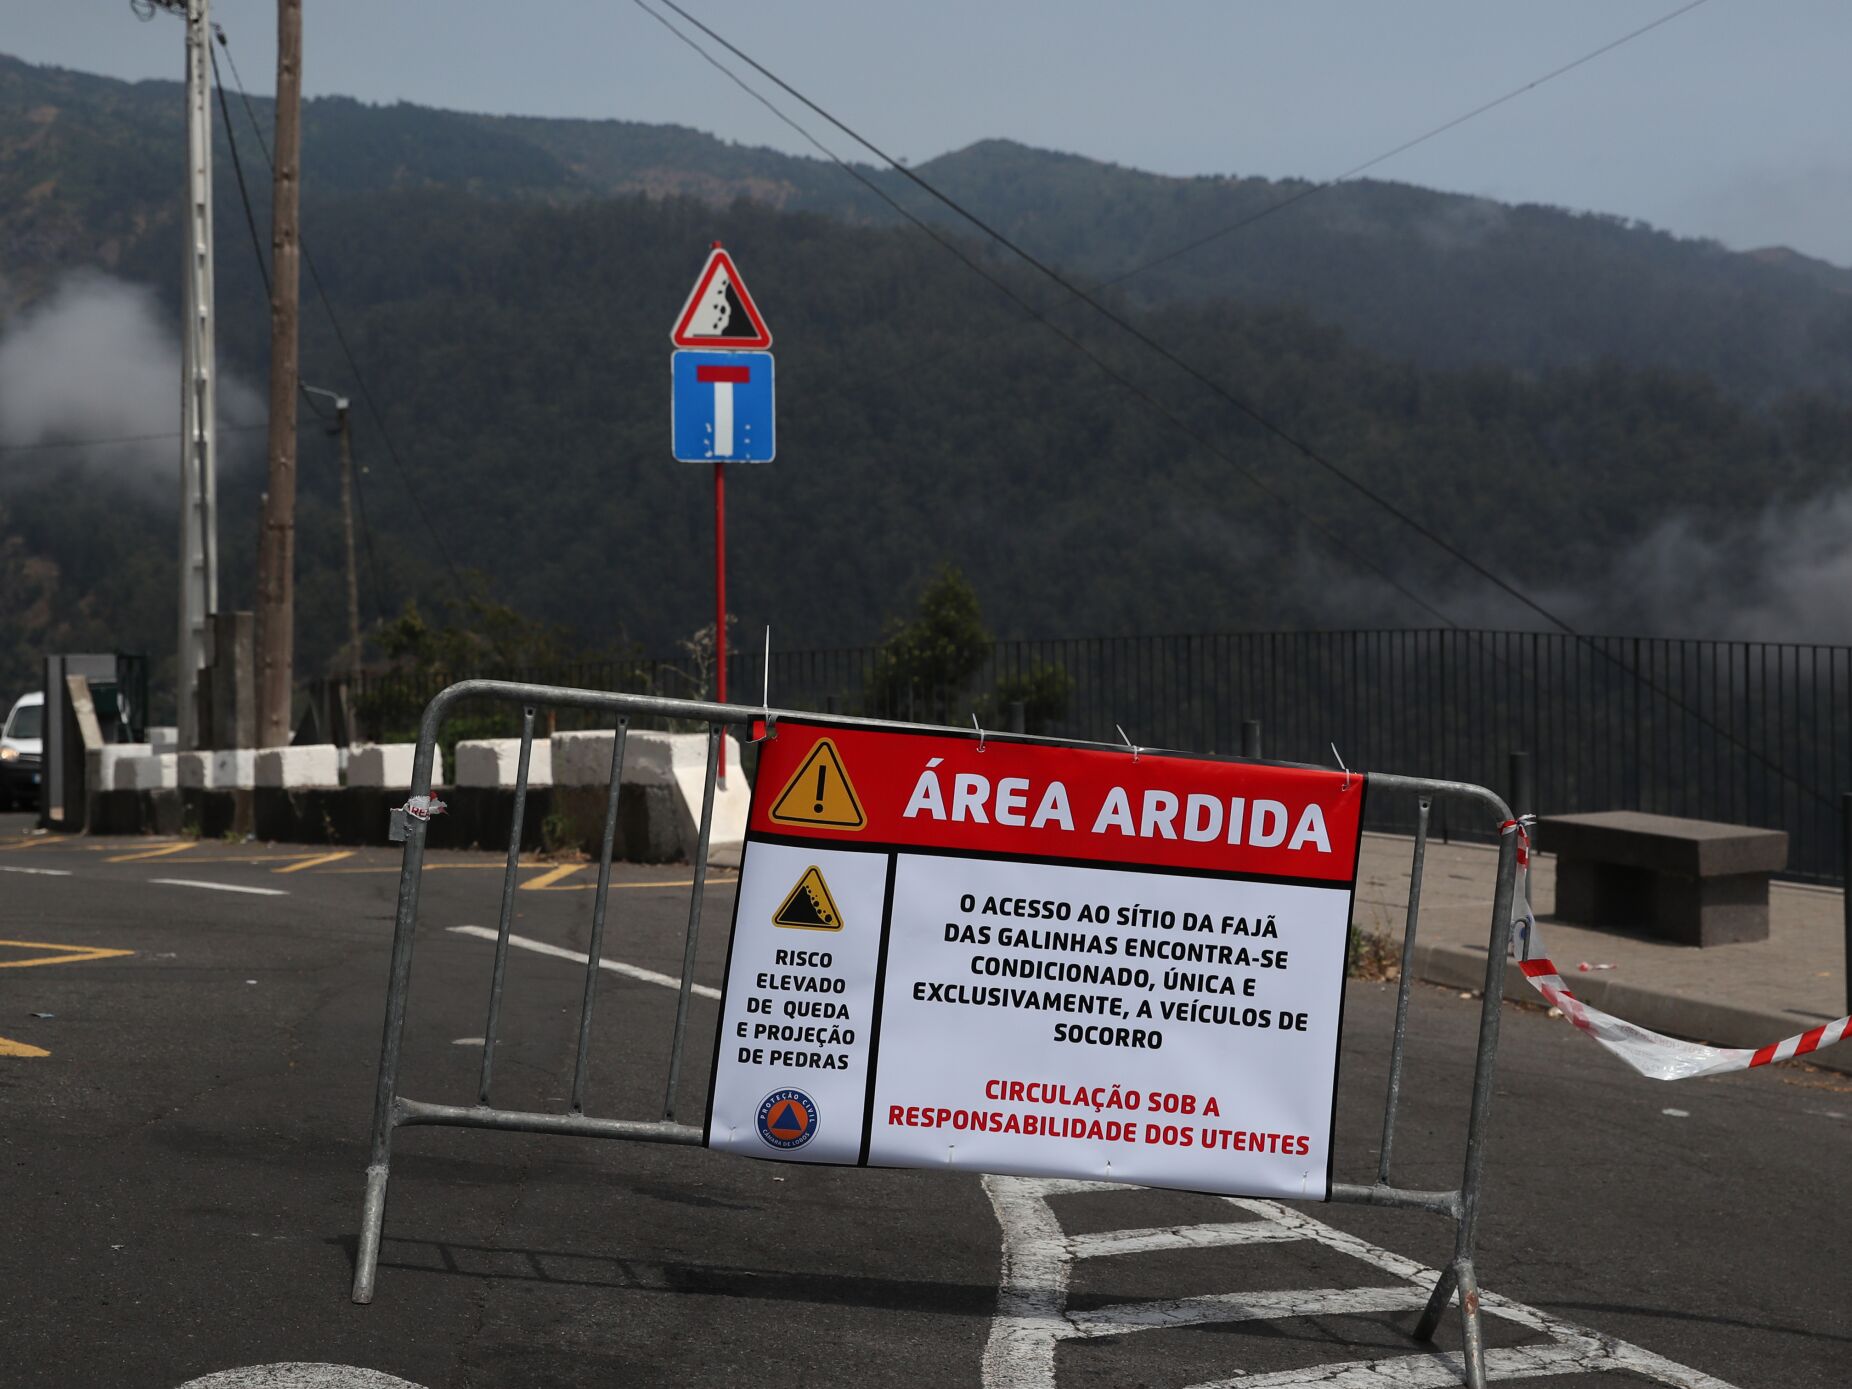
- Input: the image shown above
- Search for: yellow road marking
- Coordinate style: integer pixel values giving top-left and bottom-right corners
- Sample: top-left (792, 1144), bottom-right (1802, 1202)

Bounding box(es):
top-left (519, 863), bottom-right (585, 891)
top-left (106, 842), bottom-right (197, 863)
top-left (141, 853), bottom-right (327, 865)
top-left (0, 1035), bottom-right (51, 1058)
top-left (274, 849), bottom-right (356, 874)
top-left (0, 938), bottom-right (136, 969)
top-left (513, 875), bottom-right (715, 892)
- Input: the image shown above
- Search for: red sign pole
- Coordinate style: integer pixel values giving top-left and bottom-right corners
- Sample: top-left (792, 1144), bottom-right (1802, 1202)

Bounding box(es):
top-left (714, 459), bottom-right (727, 782)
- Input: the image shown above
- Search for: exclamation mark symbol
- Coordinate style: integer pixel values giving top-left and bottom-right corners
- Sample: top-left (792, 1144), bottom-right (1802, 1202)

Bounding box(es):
top-left (813, 765), bottom-right (828, 815)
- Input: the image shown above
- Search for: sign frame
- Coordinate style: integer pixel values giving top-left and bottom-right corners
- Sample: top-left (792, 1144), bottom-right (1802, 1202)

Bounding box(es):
top-left (702, 718), bottom-right (1367, 1201)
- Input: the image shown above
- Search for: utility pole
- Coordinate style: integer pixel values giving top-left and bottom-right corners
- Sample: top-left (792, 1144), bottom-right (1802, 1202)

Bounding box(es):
top-left (158, 0), bottom-right (219, 751)
top-left (256, 0), bottom-right (303, 748)
top-left (304, 387), bottom-right (361, 711)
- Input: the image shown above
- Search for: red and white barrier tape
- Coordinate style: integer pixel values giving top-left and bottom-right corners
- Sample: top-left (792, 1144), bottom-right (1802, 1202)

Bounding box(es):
top-left (1501, 817), bottom-right (1850, 1080)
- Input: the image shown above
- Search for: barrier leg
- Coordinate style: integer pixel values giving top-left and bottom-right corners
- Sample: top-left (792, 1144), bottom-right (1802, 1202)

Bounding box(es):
top-left (351, 725), bottom-right (441, 1304)
top-left (352, 1144), bottom-right (394, 1304)
top-left (1457, 1259), bottom-right (1487, 1388)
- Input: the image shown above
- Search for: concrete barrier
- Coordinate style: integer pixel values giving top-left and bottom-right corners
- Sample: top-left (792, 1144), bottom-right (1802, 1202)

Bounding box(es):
top-left (346, 743), bottom-right (444, 790)
top-left (255, 744), bottom-right (341, 789)
top-left (550, 729), bottom-right (748, 865)
top-left (177, 749), bottom-right (256, 790)
top-left (87, 743), bottom-right (152, 793)
top-left (120, 752), bottom-right (178, 791)
top-left (455, 737), bottom-right (553, 788)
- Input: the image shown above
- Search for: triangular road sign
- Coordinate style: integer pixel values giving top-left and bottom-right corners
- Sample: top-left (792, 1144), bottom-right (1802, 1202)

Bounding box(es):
top-left (773, 866), bottom-right (845, 931)
top-left (671, 245), bottom-right (772, 349)
top-left (767, 738), bottom-right (865, 831)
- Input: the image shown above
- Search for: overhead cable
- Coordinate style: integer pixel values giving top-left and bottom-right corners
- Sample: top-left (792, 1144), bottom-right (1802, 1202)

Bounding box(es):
top-left (631, 0), bottom-right (1462, 630)
top-left (637, 0), bottom-right (1828, 809)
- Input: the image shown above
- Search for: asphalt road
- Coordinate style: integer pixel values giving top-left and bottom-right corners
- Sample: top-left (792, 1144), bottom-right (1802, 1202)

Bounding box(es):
top-left (1, 813), bottom-right (1846, 1388)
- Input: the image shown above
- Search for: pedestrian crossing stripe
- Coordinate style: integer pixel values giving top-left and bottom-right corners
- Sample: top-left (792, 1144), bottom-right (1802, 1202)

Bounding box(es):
top-left (767, 738), bottom-right (866, 830)
top-left (773, 866), bottom-right (844, 931)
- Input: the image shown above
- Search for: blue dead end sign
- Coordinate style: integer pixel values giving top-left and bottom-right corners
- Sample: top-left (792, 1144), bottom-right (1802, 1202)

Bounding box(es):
top-left (672, 349), bottom-right (775, 462)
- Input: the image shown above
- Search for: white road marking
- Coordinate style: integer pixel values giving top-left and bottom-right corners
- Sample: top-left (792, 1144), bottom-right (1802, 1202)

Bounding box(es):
top-left (447, 925), bottom-right (721, 1000)
top-left (149, 878), bottom-right (288, 897)
top-left (981, 1175), bottom-right (1741, 1389)
top-left (176, 1365), bottom-right (427, 1388)
top-left (0, 865), bottom-right (72, 876)
top-left (1063, 1220), bottom-right (1304, 1259)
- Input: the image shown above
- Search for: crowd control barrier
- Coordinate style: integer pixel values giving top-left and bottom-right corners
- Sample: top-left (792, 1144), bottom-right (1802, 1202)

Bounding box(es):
top-left (351, 679), bottom-right (1521, 1389)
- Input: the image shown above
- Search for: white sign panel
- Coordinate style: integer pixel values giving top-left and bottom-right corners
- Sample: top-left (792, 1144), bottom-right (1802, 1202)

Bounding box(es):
top-left (704, 721), bottom-right (1365, 1200)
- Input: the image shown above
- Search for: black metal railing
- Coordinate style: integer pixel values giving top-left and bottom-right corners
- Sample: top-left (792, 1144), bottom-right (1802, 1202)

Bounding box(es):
top-left (327, 629), bottom-right (1852, 882)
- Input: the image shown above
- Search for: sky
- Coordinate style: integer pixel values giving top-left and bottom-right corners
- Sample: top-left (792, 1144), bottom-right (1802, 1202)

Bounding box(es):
top-left (9, 0), bottom-right (1852, 266)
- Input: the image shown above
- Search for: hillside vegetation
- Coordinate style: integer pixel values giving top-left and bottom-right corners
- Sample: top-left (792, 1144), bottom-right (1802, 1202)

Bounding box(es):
top-left (4, 53), bottom-right (1851, 712)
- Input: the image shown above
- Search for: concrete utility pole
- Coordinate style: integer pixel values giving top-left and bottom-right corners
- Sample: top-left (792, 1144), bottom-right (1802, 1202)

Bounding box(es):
top-left (171, 0), bottom-right (218, 751)
top-left (256, 0), bottom-right (303, 748)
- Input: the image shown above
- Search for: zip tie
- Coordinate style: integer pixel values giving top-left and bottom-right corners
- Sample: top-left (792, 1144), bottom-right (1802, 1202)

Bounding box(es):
top-left (972, 713), bottom-right (986, 753)
top-left (1330, 742), bottom-right (1351, 792)
top-left (1114, 724), bottom-right (1140, 762)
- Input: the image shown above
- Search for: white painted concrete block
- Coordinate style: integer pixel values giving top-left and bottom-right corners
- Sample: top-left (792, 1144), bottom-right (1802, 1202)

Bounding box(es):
top-left (551, 730), bottom-right (615, 786)
top-left (87, 743), bottom-right (151, 792)
top-left (254, 744), bottom-right (341, 789)
top-left (455, 737), bottom-right (552, 788)
top-left (550, 729), bottom-right (749, 864)
top-left (344, 743), bottom-right (443, 789)
top-left (177, 750), bottom-right (256, 790)
top-left (147, 726), bottom-right (179, 753)
top-left (121, 752), bottom-right (178, 790)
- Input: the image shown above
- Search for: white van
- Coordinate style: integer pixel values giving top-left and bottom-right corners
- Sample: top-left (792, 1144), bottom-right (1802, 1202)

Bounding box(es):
top-left (2, 690), bottom-right (44, 809)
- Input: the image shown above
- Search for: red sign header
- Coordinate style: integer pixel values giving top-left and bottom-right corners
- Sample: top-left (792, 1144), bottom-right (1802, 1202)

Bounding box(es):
top-left (748, 721), bottom-right (1363, 883)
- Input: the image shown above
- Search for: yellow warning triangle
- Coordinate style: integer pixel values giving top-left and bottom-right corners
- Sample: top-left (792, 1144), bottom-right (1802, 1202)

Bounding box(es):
top-left (773, 866), bottom-right (845, 931)
top-left (767, 738), bottom-right (866, 830)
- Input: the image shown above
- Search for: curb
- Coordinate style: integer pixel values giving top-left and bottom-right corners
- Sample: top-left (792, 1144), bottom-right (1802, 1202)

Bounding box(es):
top-left (1412, 942), bottom-right (1852, 1077)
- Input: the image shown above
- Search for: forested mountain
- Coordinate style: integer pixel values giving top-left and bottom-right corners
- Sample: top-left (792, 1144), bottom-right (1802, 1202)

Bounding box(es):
top-left (4, 53), bottom-right (1852, 714)
top-left (7, 53), bottom-right (1852, 397)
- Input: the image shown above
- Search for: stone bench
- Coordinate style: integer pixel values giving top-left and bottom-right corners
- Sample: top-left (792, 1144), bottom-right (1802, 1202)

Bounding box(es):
top-left (1535, 811), bottom-right (1787, 947)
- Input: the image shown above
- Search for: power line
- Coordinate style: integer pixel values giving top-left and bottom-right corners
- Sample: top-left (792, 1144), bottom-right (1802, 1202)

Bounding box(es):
top-left (213, 24), bottom-right (464, 590)
top-left (631, 0), bottom-right (1462, 631)
top-left (638, 1), bottom-right (1830, 810)
top-left (0, 425), bottom-right (265, 455)
top-left (849, 0), bottom-right (1713, 397)
top-left (1095, 0), bottom-right (1713, 292)
top-left (651, 0), bottom-right (1594, 640)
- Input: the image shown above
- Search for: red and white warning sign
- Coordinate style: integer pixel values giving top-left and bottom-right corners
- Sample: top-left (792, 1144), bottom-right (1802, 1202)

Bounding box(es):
top-left (704, 721), bottom-right (1366, 1200)
top-left (670, 244), bottom-right (772, 350)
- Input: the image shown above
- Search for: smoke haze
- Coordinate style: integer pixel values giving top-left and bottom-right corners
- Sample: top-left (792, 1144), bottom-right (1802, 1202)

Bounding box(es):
top-left (0, 272), bottom-right (261, 493)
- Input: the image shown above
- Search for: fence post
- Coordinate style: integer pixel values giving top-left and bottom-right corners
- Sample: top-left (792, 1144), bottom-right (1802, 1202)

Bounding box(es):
top-left (1241, 719), bottom-right (1262, 759)
top-left (1843, 793), bottom-right (1852, 1017)
top-left (1008, 700), bottom-right (1026, 735)
top-left (1508, 751), bottom-right (1533, 818)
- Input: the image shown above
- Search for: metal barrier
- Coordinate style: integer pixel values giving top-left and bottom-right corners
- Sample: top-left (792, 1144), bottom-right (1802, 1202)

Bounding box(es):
top-left (352, 679), bottom-right (1520, 1389)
